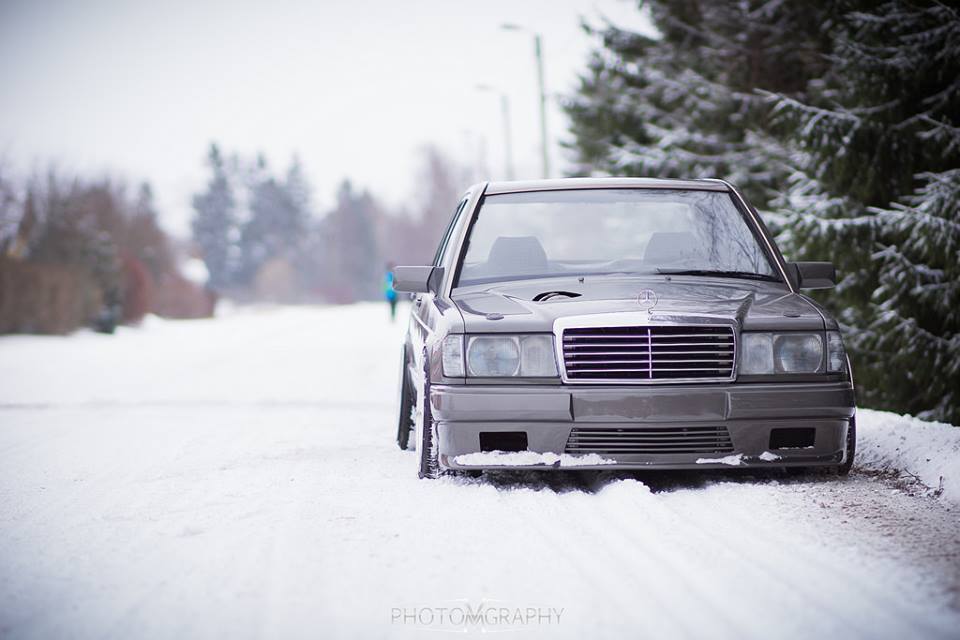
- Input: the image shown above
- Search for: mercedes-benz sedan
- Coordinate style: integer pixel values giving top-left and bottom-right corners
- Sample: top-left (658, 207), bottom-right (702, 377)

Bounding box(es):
top-left (393, 178), bottom-right (856, 479)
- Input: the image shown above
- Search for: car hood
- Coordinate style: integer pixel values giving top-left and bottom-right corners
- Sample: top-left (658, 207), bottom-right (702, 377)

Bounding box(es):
top-left (451, 275), bottom-right (827, 333)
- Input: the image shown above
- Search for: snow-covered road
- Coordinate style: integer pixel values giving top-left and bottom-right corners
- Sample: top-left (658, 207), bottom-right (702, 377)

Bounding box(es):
top-left (1, 304), bottom-right (958, 639)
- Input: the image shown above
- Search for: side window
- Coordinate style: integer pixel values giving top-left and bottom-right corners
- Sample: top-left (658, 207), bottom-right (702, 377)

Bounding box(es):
top-left (432, 197), bottom-right (468, 266)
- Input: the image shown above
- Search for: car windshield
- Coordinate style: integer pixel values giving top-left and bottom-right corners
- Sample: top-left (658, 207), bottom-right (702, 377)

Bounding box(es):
top-left (454, 188), bottom-right (779, 288)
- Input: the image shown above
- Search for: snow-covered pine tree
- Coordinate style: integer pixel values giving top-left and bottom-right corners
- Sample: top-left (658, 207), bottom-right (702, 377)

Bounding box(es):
top-left (283, 156), bottom-right (318, 294)
top-left (769, 1), bottom-right (960, 418)
top-left (564, 1), bottom-right (831, 209)
top-left (284, 156), bottom-right (312, 226)
top-left (191, 144), bottom-right (237, 291)
top-left (870, 169), bottom-right (960, 422)
top-left (237, 157), bottom-right (307, 288)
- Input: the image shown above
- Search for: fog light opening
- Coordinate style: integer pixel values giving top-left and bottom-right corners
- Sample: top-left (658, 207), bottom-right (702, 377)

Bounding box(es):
top-left (479, 432), bottom-right (529, 452)
top-left (769, 428), bottom-right (816, 449)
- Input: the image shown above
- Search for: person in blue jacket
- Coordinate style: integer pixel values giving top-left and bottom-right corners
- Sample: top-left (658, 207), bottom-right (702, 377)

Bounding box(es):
top-left (384, 263), bottom-right (398, 321)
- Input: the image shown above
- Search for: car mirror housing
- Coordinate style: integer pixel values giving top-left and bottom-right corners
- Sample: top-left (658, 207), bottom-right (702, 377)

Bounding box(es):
top-left (787, 261), bottom-right (837, 289)
top-left (393, 266), bottom-right (444, 294)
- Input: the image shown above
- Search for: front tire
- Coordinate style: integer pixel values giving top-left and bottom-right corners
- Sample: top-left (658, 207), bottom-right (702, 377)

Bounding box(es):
top-left (837, 416), bottom-right (857, 476)
top-left (395, 347), bottom-right (415, 450)
top-left (417, 350), bottom-right (441, 479)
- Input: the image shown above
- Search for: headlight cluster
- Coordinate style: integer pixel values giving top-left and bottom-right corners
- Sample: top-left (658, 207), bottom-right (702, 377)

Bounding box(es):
top-left (441, 335), bottom-right (558, 378)
top-left (741, 331), bottom-right (846, 375)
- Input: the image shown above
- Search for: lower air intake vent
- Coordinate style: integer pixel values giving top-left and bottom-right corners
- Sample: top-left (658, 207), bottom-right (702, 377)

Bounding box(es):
top-left (565, 426), bottom-right (734, 455)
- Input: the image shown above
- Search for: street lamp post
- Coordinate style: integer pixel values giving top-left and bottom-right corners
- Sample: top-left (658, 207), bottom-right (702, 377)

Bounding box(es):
top-left (476, 84), bottom-right (515, 181)
top-left (502, 23), bottom-right (550, 179)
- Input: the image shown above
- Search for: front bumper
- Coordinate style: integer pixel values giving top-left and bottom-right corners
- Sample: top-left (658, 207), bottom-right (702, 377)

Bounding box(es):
top-left (431, 382), bottom-right (856, 470)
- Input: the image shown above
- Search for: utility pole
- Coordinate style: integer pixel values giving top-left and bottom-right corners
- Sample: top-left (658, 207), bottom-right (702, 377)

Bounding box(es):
top-left (502, 23), bottom-right (550, 179)
top-left (533, 34), bottom-right (549, 179)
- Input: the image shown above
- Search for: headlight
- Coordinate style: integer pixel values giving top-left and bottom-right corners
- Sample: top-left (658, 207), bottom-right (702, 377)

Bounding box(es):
top-left (442, 334), bottom-right (559, 378)
top-left (518, 335), bottom-right (558, 377)
top-left (740, 332), bottom-right (825, 374)
top-left (774, 334), bottom-right (823, 373)
top-left (467, 336), bottom-right (520, 376)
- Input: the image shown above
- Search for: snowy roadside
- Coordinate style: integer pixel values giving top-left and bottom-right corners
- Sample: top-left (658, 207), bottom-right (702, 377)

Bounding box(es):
top-left (857, 408), bottom-right (960, 503)
top-left (2, 304), bottom-right (959, 639)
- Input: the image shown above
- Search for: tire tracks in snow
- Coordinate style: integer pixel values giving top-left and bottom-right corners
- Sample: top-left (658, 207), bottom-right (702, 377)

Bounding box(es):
top-left (644, 479), bottom-right (958, 639)
top-left (507, 479), bottom-right (734, 638)
top-left (475, 471), bottom-right (960, 639)
top-left (553, 480), bottom-right (745, 638)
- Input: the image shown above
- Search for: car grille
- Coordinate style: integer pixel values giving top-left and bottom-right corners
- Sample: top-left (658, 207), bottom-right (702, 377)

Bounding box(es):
top-left (561, 325), bottom-right (735, 383)
top-left (565, 426), bottom-right (735, 455)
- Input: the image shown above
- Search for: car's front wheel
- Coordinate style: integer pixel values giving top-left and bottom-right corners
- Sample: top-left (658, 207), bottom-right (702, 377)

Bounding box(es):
top-left (837, 416), bottom-right (857, 476)
top-left (416, 349), bottom-right (441, 479)
top-left (395, 347), bottom-right (415, 451)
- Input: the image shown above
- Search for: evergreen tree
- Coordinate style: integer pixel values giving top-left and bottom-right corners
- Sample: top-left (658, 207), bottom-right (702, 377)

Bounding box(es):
top-left (768, 1), bottom-right (960, 418)
top-left (564, 1), bottom-right (831, 208)
top-left (0, 167), bottom-right (18, 253)
top-left (566, 0), bottom-right (960, 421)
top-left (284, 155), bottom-right (312, 219)
top-left (191, 144), bottom-right (236, 291)
top-left (237, 156), bottom-right (308, 286)
top-left (870, 169), bottom-right (960, 422)
top-left (284, 156), bottom-right (319, 293)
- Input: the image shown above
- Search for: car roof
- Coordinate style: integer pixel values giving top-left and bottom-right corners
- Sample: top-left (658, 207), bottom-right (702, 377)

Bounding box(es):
top-left (483, 176), bottom-right (731, 195)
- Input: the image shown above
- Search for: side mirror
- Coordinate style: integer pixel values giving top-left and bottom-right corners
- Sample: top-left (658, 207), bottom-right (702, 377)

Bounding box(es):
top-left (393, 266), bottom-right (445, 294)
top-left (787, 261), bottom-right (836, 289)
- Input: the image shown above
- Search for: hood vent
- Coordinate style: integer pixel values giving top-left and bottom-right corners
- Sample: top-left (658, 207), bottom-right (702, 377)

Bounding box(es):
top-left (533, 291), bottom-right (582, 302)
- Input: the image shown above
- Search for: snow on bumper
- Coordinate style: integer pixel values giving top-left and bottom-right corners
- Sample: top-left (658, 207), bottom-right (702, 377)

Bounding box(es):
top-left (432, 382), bottom-right (855, 470)
top-left (452, 451), bottom-right (616, 468)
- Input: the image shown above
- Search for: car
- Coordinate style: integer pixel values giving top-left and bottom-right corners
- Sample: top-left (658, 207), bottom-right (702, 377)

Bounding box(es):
top-left (393, 177), bottom-right (856, 479)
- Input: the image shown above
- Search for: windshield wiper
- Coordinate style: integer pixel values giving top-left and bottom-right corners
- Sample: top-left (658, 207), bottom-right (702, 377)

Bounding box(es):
top-left (655, 268), bottom-right (778, 282)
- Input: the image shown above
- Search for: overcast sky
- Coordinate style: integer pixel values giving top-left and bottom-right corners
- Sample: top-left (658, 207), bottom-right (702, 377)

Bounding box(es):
top-left (0, 0), bottom-right (654, 235)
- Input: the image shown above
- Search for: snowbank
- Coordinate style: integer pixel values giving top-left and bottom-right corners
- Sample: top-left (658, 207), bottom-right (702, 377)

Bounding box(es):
top-left (857, 408), bottom-right (960, 503)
